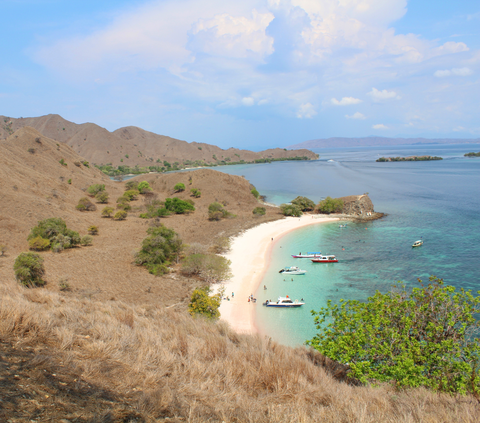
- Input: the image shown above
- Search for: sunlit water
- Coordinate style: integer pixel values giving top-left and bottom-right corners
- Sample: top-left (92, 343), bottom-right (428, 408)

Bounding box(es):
top-left (216, 144), bottom-right (480, 346)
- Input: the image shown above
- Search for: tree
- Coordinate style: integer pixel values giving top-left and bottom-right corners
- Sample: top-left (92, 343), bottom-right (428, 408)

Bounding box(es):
top-left (174, 183), bottom-right (185, 192)
top-left (307, 277), bottom-right (480, 394)
top-left (14, 252), bottom-right (46, 287)
top-left (102, 206), bottom-right (114, 217)
top-left (190, 188), bottom-right (201, 198)
top-left (28, 218), bottom-right (80, 250)
top-left (95, 191), bottom-right (109, 203)
top-left (116, 197), bottom-right (131, 211)
top-left (137, 181), bottom-right (152, 194)
top-left (188, 286), bottom-right (222, 320)
top-left (114, 210), bottom-right (128, 220)
top-left (123, 189), bottom-right (140, 201)
top-left (125, 180), bottom-right (139, 191)
top-left (280, 204), bottom-right (303, 217)
top-left (164, 197), bottom-right (195, 214)
top-left (87, 184), bottom-right (105, 197)
top-left (251, 188), bottom-right (260, 198)
top-left (0, 244), bottom-right (7, 256)
top-left (210, 237), bottom-right (231, 254)
top-left (76, 197), bottom-right (97, 211)
top-left (81, 235), bottom-right (93, 246)
top-left (253, 206), bottom-right (266, 216)
top-left (182, 253), bottom-right (232, 283)
top-left (208, 202), bottom-right (233, 220)
top-left (88, 225), bottom-right (98, 235)
top-left (316, 196), bottom-right (344, 214)
top-left (291, 196), bottom-right (315, 211)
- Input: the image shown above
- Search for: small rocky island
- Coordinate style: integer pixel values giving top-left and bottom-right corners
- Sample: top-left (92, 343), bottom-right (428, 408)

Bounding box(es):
top-left (376, 155), bottom-right (442, 162)
top-left (464, 152), bottom-right (480, 157)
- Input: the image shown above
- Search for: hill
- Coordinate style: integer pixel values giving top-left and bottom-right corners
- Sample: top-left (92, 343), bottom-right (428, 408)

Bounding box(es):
top-left (288, 136), bottom-right (480, 149)
top-left (0, 114), bottom-right (317, 167)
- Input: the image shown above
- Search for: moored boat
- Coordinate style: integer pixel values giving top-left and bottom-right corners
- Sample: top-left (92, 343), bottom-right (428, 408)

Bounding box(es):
top-left (311, 255), bottom-right (338, 263)
top-left (412, 240), bottom-right (423, 247)
top-left (263, 296), bottom-right (305, 307)
top-left (291, 252), bottom-right (321, 258)
top-left (279, 266), bottom-right (307, 275)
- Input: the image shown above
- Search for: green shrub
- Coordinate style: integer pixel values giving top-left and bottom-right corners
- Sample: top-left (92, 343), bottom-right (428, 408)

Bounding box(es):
top-left (251, 188), bottom-right (260, 198)
top-left (280, 203), bottom-right (303, 217)
top-left (102, 206), bottom-right (114, 217)
top-left (208, 202), bottom-right (233, 220)
top-left (164, 197), bottom-right (195, 214)
top-left (88, 225), bottom-right (98, 235)
top-left (134, 225), bottom-right (182, 275)
top-left (188, 287), bottom-right (222, 320)
top-left (116, 201), bottom-right (131, 211)
top-left (291, 196), bottom-right (315, 211)
top-left (67, 179), bottom-right (72, 184)
top-left (182, 253), bottom-right (232, 283)
top-left (174, 183), bottom-right (186, 192)
top-left (82, 161), bottom-right (89, 167)
top-left (114, 210), bottom-right (128, 220)
top-left (123, 189), bottom-right (140, 201)
top-left (316, 196), bottom-right (344, 214)
top-left (253, 206), bottom-right (266, 216)
top-left (81, 235), bottom-right (93, 246)
top-left (307, 276), bottom-right (480, 394)
top-left (28, 236), bottom-right (50, 251)
top-left (125, 180), bottom-right (139, 191)
top-left (59, 158), bottom-right (67, 166)
top-left (14, 252), bottom-right (46, 287)
top-left (87, 184), bottom-right (105, 196)
top-left (76, 197), bottom-right (97, 211)
top-left (137, 181), bottom-right (152, 194)
top-left (190, 188), bottom-right (201, 198)
top-left (27, 218), bottom-right (80, 250)
top-left (95, 191), bottom-right (109, 203)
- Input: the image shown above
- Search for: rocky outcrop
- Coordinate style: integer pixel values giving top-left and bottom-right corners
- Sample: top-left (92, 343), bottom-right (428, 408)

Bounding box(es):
top-left (338, 194), bottom-right (383, 220)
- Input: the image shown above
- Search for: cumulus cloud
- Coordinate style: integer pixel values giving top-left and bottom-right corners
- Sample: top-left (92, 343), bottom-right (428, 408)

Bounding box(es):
top-left (372, 124), bottom-right (388, 130)
top-left (242, 97), bottom-right (255, 106)
top-left (368, 88), bottom-right (400, 102)
top-left (331, 97), bottom-right (362, 106)
top-left (346, 112), bottom-right (366, 120)
top-left (297, 103), bottom-right (317, 118)
top-left (434, 67), bottom-right (473, 77)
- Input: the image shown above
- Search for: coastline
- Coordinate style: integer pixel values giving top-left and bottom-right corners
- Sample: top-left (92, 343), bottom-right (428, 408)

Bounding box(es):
top-left (217, 214), bottom-right (339, 335)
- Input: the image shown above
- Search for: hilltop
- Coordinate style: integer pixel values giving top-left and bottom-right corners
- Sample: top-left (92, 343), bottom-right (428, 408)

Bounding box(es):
top-left (0, 114), bottom-right (317, 167)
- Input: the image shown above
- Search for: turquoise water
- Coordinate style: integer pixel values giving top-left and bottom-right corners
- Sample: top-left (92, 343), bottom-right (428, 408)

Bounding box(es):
top-left (216, 144), bottom-right (480, 346)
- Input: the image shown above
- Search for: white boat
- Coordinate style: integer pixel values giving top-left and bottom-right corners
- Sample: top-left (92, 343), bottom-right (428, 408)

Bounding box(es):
top-left (291, 252), bottom-right (321, 258)
top-left (339, 224), bottom-right (347, 228)
top-left (412, 240), bottom-right (423, 247)
top-left (279, 266), bottom-right (307, 275)
top-left (263, 296), bottom-right (305, 307)
top-left (311, 255), bottom-right (338, 263)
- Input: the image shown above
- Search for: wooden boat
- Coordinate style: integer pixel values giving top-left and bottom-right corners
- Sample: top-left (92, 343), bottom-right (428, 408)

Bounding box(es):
top-left (311, 255), bottom-right (338, 263)
top-left (412, 240), bottom-right (423, 247)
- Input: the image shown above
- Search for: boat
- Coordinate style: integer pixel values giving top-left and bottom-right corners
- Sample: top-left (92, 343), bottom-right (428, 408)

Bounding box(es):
top-left (263, 296), bottom-right (305, 307)
top-left (339, 224), bottom-right (347, 228)
top-left (412, 240), bottom-right (423, 247)
top-left (327, 159), bottom-right (335, 162)
top-left (291, 252), bottom-right (321, 258)
top-left (279, 266), bottom-right (307, 275)
top-left (311, 255), bottom-right (338, 263)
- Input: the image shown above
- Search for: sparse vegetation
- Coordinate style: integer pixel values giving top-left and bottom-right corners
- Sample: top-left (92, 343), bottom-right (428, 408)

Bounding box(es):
top-left (208, 202), bottom-right (234, 221)
top-left (76, 197), bottom-right (97, 212)
top-left (316, 196), bottom-right (344, 214)
top-left (188, 286), bottom-right (222, 319)
top-left (87, 184), bottom-right (105, 197)
top-left (87, 225), bottom-right (98, 235)
top-left (114, 210), bottom-right (128, 220)
top-left (27, 148), bottom-right (35, 154)
top-left (95, 191), bottom-right (109, 203)
top-left (116, 197), bottom-right (131, 211)
top-left (101, 206), bottom-right (114, 217)
top-left (251, 188), bottom-right (260, 198)
top-left (59, 158), bottom-right (67, 166)
top-left (291, 196), bottom-right (315, 211)
top-left (253, 206), bottom-right (266, 216)
top-left (182, 254), bottom-right (232, 284)
top-left (82, 161), bottom-right (89, 168)
top-left (13, 252), bottom-right (46, 287)
top-left (80, 235), bottom-right (93, 246)
top-left (280, 203), bottom-right (303, 217)
top-left (0, 244), bottom-right (7, 256)
top-left (210, 236), bottom-right (231, 254)
top-left (190, 188), bottom-right (201, 198)
top-left (125, 180), bottom-right (139, 191)
top-left (174, 183), bottom-right (186, 192)
top-left (67, 178), bottom-right (72, 184)
top-left (58, 278), bottom-right (71, 291)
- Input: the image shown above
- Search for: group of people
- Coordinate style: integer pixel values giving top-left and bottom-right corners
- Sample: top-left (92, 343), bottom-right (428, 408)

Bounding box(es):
top-left (248, 294), bottom-right (257, 303)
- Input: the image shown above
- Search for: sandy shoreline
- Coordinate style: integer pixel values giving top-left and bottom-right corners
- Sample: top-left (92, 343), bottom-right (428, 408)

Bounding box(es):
top-left (217, 214), bottom-right (339, 334)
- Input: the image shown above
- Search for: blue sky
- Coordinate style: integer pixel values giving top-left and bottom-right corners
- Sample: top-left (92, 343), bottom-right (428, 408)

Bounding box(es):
top-left (1, 0), bottom-right (479, 149)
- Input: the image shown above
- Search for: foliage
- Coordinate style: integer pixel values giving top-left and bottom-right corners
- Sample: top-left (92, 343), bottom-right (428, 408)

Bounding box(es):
top-left (208, 202), bottom-right (233, 220)
top-left (188, 286), bottom-right (222, 320)
top-left (174, 183), bottom-right (186, 192)
top-left (51, 233), bottom-right (76, 252)
top-left (253, 206), bottom-right (266, 216)
top-left (125, 180), bottom-right (139, 191)
top-left (0, 244), bottom-right (7, 256)
top-left (95, 191), bottom-right (109, 203)
top-left (81, 235), bottom-right (93, 246)
top-left (210, 237), bottom-right (231, 254)
top-left (123, 189), bottom-right (140, 201)
top-left (190, 188), bottom-right (201, 198)
top-left (164, 197), bottom-right (195, 214)
top-left (137, 181), bottom-right (152, 194)
top-left (76, 197), bottom-right (97, 211)
top-left (88, 225), bottom-right (98, 235)
top-left (14, 252), bottom-right (46, 287)
top-left (134, 225), bottom-right (182, 275)
top-left (182, 254), bottom-right (232, 284)
top-left (27, 218), bottom-right (80, 251)
top-left (87, 184), bottom-right (105, 197)
top-left (291, 196), bottom-right (315, 211)
top-left (59, 158), bottom-right (67, 166)
top-left (316, 196), bottom-right (344, 214)
top-left (67, 179), bottom-right (72, 184)
top-left (464, 152), bottom-right (480, 157)
top-left (251, 188), bottom-right (260, 198)
top-left (58, 278), bottom-right (71, 291)
top-left (280, 203), bottom-right (303, 217)
top-left (114, 210), bottom-right (128, 220)
top-left (307, 277), bottom-right (480, 394)
top-left (28, 236), bottom-right (51, 251)
top-left (102, 206), bottom-right (114, 217)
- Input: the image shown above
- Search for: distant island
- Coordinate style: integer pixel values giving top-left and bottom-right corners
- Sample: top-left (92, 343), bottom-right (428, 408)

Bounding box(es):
top-left (376, 155), bottom-right (443, 162)
top-left (464, 152), bottom-right (480, 157)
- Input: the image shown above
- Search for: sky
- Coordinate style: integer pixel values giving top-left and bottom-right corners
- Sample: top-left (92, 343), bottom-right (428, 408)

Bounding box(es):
top-left (1, 0), bottom-right (479, 149)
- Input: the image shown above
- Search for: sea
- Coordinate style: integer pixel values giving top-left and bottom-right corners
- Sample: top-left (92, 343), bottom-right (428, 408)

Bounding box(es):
top-left (214, 144), bottom-right (480, 346)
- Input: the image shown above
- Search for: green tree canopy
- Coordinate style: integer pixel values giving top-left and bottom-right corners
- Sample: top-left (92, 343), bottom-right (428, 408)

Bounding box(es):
top-left (14, 252), bottom-right (46, 287)
top-left (95, 191), bottom-right (109, 203)
top-left (27, 218), bottom-right (80, 250)
top-left (280, 203), bottom-right (303, 217)
top-left (137, 181), bottom-right (152, 194)
top-left (316, 196), bottom-right (344, 214)
top-left (307, 277), bottom-right (480, 394)
top-left (182, 253), bottom-right (232, 283)
top-left (174, 183), bottom-right (185, 192)
top-left (188, 286), bottom-right (222, 320)
top-left (87, 184), bottom-right (105, 197)
top-left (125, 180), bottom-right (139, 191)
top-left (164, 197), bottom-right (195, 214)
top-left (291, 196), bottom-right (315, 211)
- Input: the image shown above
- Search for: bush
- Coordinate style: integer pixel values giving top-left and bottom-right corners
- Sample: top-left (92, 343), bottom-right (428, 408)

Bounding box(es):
top-left (28, 236), bottom-right (50, 251)
top-left (182, 254), bottom-right (232, 284)
top-left (76, 197), bottom-right (97, 211)
top-left (27, 218), bottom-right (80, 250)
top-left (134, 225), bottom-right (182, 275)
top-left (0, 244), bottom-right (7, 256)
top-left (174, 183), bottom-right (185, 192)
top-left (88, 225), bottom-right (98, 235)
top-left (102, 206), bottom-right (114, 217)
top-left (316, 196), bottom-right (344, 214)
top-left (291, 196), bottom-right (315, 211)
top-left (59, 158), bottom-right (67, 166)
top-left (123, 189), bottom-right (140, 201)
top-left (253, 206), bottom-right (266, 216)
top-left (251, 188), bottom-right (260, 198)
top-left (51, 233), bottom-right (74, 252)
top-left (137, 181), bottom-right (152, 194)
top-left (87, 184), bottom-right (105, 197)
top-left (210, 237), bottom-right (231, 254)
top-left (307, 276), bottom-right (480, 394)
top-left (95, 191), bottom-right (109, 203)
top-left (190, 188), bottom-right (201, 198)
top-left (125, 180), bottom-right (139, 191)
top-left (164, 197), bottom-right (195, 214)
top-left (14, 252), bottom-right (46, 287)
top-left (280, 203), bottom-right (303, 217)
top-left (81, 235), bottom-right (93, 246)
top-left (188, 287), bottom-right (222, 320)
top-left (114, 210), bottom-right (128, 220)
top-left (208, 202), bottom-right (233, 220)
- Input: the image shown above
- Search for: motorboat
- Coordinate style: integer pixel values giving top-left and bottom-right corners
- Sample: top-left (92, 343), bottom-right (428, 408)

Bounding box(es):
top-left (279, 266), bottom-right (307, 275)
top-left (412, 240), bottom-right (423, 247)
top-left (311, 255), bottom-right (338, 263)
top-left (339, 224), bottom-right (347, 228)
top-left (291, 252), bottom-right (321, 258)
top-left (263, 296), bottom-right (305, 307)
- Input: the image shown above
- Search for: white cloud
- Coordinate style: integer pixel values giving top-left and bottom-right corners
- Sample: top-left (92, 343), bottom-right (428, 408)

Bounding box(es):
top-left (242, 96), bottom-right (255, 106)
top-left (331, 97), bottom-right (362, 106)
top-left (434, 67), bottom-right (473, 77)
top-left (368, 88), bottom-right (400, 102)
top-left (346, 112), bottom-right (366, 120)
top-left (297, 103), bottom-right (317, 118)
top-left (372, 123), bottom-right (388, 129)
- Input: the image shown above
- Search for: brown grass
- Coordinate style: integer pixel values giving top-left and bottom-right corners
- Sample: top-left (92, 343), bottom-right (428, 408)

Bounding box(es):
top-left (1, 282), bottom-right (479, 422)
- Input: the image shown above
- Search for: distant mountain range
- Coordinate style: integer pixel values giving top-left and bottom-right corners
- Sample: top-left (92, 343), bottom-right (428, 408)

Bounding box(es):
top-left (288, 136), bottom-right (480, 149)
top-left (0, 114), bottom-right (317, 167)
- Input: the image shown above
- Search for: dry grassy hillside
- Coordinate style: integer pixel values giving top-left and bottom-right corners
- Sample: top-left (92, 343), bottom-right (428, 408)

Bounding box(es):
top-left (1, 114), bottom-right (317, 167)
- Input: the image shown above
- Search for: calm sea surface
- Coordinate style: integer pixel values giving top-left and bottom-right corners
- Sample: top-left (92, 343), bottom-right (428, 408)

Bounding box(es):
top-left (216, 144), bottom-right (480, 346)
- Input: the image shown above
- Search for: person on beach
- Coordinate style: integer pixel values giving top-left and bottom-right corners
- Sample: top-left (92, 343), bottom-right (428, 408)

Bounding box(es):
top-left (264, 285), bottom-right (267, 290)
top-left (232, 292), bottom-right (234, 297)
